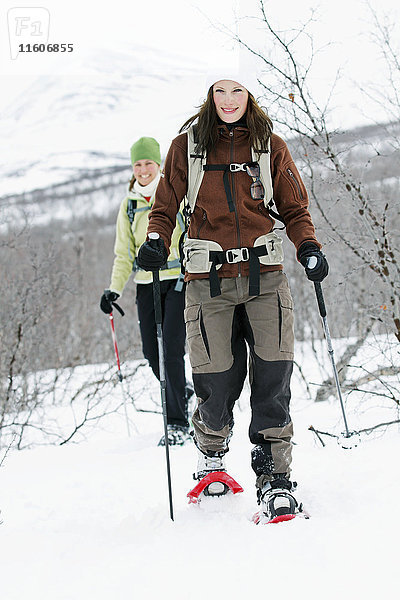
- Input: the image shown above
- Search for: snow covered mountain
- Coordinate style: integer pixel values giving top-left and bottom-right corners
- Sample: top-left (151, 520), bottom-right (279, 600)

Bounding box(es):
top-left (0, 43), bottom-right (206, 200)
top-left (1, 42), bottom-right (399, 232)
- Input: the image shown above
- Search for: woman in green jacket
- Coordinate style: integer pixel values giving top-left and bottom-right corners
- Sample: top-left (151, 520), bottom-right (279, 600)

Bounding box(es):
top-left (100, 137), bottom-right (192, 446)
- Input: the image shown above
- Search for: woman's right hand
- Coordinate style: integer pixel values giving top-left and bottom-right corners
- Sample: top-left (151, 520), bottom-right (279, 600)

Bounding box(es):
top-left (137, 236), bottom-right (168, 271)
top-left (100, 289), bottom-right (120, 314)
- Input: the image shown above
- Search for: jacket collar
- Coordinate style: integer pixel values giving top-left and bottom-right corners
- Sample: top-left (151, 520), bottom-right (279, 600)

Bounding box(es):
top-left (217, 114), bottom-right (248, 131)
top-left (217, 122), bottom-right (249, 142)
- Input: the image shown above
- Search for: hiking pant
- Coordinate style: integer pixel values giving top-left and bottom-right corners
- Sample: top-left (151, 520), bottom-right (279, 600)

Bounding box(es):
top-left (136, 280), bottom-right (188, 427)
top-left (185, 271), bottom-right (294, 482)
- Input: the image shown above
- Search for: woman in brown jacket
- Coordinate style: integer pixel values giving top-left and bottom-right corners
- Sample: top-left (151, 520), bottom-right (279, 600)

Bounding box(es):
top-left (137, 72), bottom-right (328, 520)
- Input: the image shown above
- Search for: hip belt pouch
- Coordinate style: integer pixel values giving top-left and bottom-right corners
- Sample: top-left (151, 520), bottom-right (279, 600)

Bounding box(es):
top-left (254, 232), bottom-right (284, 265)
top-left (183, 238), bottom-right (223, 273)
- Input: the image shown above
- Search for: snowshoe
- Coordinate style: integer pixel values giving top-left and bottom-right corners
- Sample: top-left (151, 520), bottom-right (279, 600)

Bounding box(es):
top-left (187, 449), bottom-right (243, 503)
top-left (188, 471), bottom-right (243, 504)
top-left (252, 476), bottom-right (309, 525)
top-left (158, 424), bottom-right (191, 447)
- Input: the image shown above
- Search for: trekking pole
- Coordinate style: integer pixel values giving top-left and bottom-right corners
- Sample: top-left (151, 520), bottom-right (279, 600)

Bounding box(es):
top-left (152, 268), bottom-right (174, 521)
top-left (109, 307), bottom-right (124, 382)
top-left (108, 302), bottom-right (137, 436)
top-left (309, 269), bottom-right (352, 441)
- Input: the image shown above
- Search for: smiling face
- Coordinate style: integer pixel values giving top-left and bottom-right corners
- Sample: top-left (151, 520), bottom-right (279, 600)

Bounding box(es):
top-left (132, 159), bottom-right (159, 186)
top-left (212, 80), bottom-right (249, 123)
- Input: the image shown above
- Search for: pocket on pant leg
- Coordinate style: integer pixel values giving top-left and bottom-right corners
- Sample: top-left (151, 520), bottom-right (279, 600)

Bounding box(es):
top-left (184, 304), bottom-right (211, 368)
top-left (277, 290), bottom-right (294, 355)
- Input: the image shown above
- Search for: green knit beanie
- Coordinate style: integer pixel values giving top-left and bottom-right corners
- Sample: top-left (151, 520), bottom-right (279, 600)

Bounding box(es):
top-left (130, 137), bottom-right (161, 165)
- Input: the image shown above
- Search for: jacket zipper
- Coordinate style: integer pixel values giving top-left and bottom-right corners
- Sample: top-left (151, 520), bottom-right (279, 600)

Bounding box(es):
top-left (287, 168), bottom-right (303, 201)
top-left (230, 129), bottom-right (242, 276)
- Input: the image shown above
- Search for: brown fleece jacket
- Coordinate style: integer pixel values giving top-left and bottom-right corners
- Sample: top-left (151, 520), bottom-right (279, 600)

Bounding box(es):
top-left (148, 124), bottom-right (320, 280)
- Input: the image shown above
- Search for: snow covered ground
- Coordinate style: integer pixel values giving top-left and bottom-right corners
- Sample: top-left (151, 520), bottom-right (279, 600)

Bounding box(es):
top-left (1, 348), bottom-right (399, 600)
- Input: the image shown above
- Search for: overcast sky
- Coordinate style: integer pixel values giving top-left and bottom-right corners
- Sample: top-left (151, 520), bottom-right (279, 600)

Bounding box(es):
top-left (1, 0), bottom-right (399, 127)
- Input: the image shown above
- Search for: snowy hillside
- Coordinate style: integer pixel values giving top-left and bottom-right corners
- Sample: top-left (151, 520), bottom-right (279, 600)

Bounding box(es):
top-left (2, 35), bottom-right (399, 237)
top-left (1, 340), bottom-right (399, 600)
top-left (0, 43), bottom-right (206, 198)
top-left (0, 43), bottom-right (208, 231)
top-left (1, 37), bottom-right (399, 233)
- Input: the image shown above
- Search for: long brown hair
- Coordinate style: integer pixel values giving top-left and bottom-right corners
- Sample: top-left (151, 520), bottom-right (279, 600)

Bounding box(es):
top-left (179, 86), bottom-right (273, 155)
top-left (128, 174), bottom-right (135, 191)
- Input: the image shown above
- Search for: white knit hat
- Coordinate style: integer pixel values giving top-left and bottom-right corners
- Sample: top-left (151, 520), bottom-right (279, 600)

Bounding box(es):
top-left (205, 63), bottom-right (258, 96)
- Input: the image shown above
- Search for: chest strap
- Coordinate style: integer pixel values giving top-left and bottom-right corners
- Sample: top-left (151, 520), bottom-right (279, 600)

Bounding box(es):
top-left (203, 162), bottom-right (254, 213)
top-left (208, 246), bottom-right (271, 297)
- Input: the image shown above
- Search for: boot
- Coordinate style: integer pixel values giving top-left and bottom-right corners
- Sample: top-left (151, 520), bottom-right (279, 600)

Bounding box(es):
top-left (158, 424), bottom-right (191, 447)
top-left (258, 474), bottom-right (299, 520)
top-left (195, 449), bottom-right (227, 496)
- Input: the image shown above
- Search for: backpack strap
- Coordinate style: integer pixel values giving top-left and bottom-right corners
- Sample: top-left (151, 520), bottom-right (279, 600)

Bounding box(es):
top-left (127, 198), bottom-right (138, 224)
top-left (180, 125), bottom-right (205, 270)
top-left (253, 141), bottom-right (273, 205)
top-left (127, 198), bottom-right (152, 225)
top-left (186, 125), bottom-right (206, 214)
top-left (252, 141), bottom-right (285, 228)
top-left (176, 210), bottom-right (186, 233)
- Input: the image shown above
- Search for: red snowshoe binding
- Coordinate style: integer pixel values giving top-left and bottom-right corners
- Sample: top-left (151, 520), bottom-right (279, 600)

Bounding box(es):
top-left (188, 471), bottom-right (243, 504)
top-left (187, 449), bottom-right (243, 504)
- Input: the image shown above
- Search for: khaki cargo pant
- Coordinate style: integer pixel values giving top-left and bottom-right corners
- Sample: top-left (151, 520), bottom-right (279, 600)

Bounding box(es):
top-left (184, 271), bottom-right (294, 483)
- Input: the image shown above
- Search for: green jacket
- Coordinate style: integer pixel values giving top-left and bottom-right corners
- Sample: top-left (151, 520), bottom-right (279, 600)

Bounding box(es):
top-left (109, 189), bottom-right (185, 295)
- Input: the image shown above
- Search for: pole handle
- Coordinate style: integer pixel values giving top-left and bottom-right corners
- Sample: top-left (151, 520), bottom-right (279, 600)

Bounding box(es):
top-left (306, 258), bottom-right (326, 317)
top-left (314, 281), bottom-right (327, 318)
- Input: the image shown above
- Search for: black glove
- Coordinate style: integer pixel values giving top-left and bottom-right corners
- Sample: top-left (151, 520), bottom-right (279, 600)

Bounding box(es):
top-left (298, 242), bottom-right (329, 282)
top-left (137, 236), bottom-right (168, 272)
top-left (100, 289), bottom-right (120, 314)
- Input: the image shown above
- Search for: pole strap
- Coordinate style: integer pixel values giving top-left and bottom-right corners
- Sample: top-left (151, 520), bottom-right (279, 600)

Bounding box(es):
top-left (111, 301), bottom-right (125, 316)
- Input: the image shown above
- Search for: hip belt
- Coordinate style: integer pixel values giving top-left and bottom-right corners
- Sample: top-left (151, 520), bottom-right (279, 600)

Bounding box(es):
top-left (183, 233), bottom-right (284, 297)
